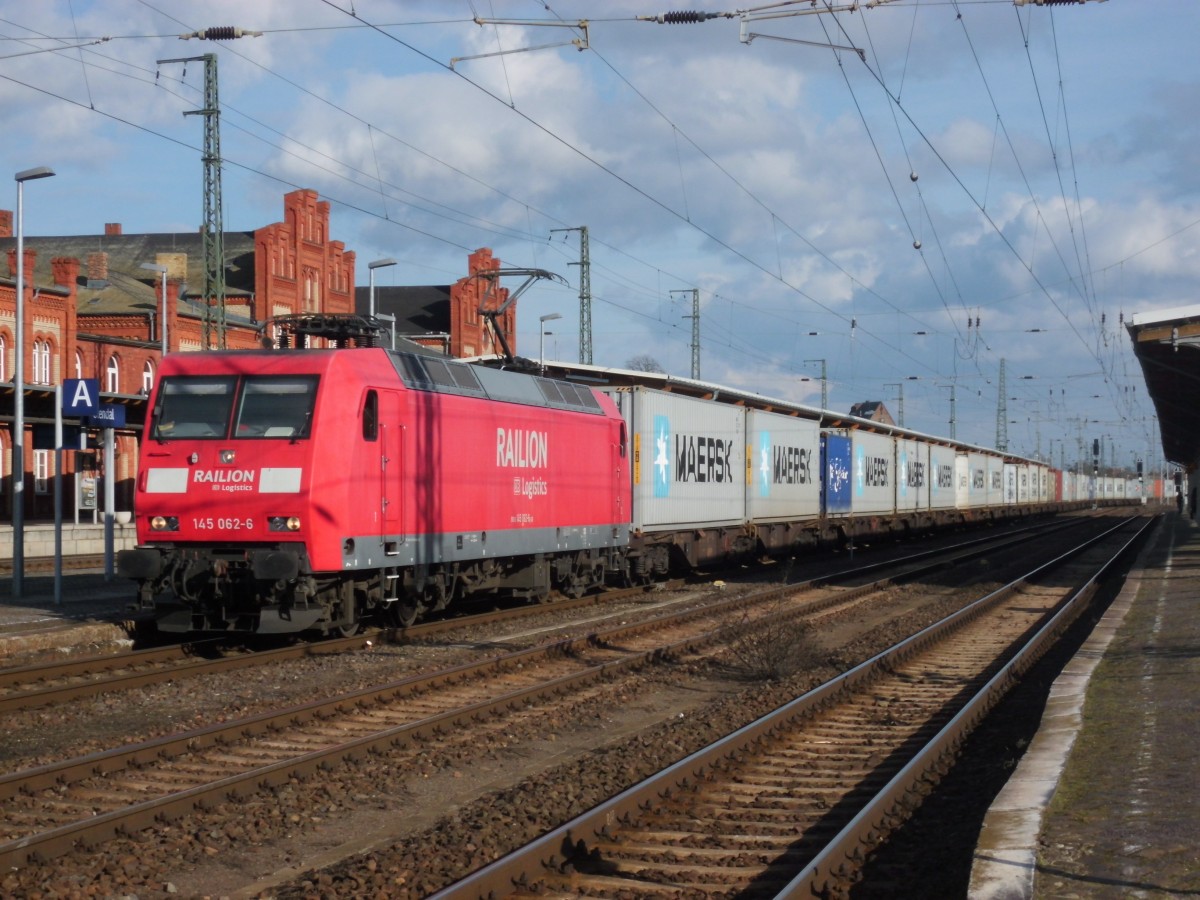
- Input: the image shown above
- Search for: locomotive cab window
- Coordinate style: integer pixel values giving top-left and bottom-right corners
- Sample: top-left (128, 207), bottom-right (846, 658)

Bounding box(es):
top-left (235, 376), bottom-right (319, 438)
top-left (152, 377), bottom-right (237, 439)
top-left (362, 390), bottom-right (378, 441)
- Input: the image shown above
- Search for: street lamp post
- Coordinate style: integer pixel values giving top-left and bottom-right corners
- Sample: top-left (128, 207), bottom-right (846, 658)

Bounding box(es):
top-left (12, 165), bottom-right (55, 600)
top-left (367, 257), bottom-right (397, 319)
top-left (539, 313), bottom-right (562, 373)
top-left (140, 262), bottom-right (169, 355)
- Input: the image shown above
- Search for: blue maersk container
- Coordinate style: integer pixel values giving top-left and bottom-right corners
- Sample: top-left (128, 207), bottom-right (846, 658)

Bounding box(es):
top-left (821, 433), bottom-right (852, 515)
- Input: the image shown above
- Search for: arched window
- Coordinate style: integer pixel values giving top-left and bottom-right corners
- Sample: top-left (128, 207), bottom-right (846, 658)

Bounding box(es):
top-left (142, 360), bottom-right (155, 395)
top-left (74, 350), bottom-right (84, 379)
top-left (106, 354), bottom-right (121, 393)
top-left (0, 334), bottom-right (6, 382)
top-left (33, 340), bottom-right (51, 384)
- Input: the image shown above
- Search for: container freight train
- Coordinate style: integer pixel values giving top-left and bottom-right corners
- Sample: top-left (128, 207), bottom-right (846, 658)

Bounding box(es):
top-left (118, 330), bottom-right (1135, 635)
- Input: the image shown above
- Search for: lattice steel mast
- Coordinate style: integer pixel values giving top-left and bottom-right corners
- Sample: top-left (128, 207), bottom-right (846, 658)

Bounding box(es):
top-left (550, 226), bottom-right (592, 364)
top-left (996, 359), bottom-right (1009, 452)
top-left (672, 288), bottom-right (701, 379)
top-left (159, 28), bottom-right (261, 348)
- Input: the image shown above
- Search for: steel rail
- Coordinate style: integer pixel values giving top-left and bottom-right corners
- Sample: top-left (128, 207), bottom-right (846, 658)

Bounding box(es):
top-left (1, 515), bottom-right (1081, 712)
top-left (780, 514), bottom-right (1158, 898)
top-left (0, 581), bottom-right (673, 713)
top-left (0, 515), bottom-right (1115, 872)
top-left (425, 515), bottom-right (1151, 900)
top-left (0, 565), bottom-right (871, 871)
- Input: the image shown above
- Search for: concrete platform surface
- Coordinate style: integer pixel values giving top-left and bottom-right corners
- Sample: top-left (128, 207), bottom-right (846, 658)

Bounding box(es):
top-left (0, 570), bottom-right (144, 661)
top-left (970, 512), bottom-right (1200, 898)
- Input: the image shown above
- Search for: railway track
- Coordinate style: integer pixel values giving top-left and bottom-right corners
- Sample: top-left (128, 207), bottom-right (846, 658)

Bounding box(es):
top-left (0, 515), bottom-right (1114, 879)
top-left (0, 517), bottom-right (1081, 715)
top-left (429, 515), bottom-right (1154, 899)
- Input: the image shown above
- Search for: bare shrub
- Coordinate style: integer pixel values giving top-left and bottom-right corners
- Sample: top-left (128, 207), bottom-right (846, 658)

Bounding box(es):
top-left (726, 606), bottom-right (819, 681)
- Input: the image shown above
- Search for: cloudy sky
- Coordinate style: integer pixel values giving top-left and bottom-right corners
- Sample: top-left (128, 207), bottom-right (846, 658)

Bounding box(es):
top-left (3, 0), bottom-right (1197, 471)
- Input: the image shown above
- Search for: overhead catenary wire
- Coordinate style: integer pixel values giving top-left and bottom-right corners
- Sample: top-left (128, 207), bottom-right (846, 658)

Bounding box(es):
top-left (0, 2), bottom-right (1167, 452)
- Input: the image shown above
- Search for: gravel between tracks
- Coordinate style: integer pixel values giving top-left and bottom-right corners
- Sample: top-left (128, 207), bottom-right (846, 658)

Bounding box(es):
top-left (3, 581), bottom-right (976, 899)
top-left (9, 521), bottom-right (1126, 899)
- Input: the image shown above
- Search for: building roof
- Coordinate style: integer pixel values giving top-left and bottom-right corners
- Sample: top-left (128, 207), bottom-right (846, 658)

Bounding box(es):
top-left (848, 400), bottom-right (895, 425)
top-left (1126, 304), bottom-right (1200, 471)
top-left (1, 230), bottom-right (257, 317)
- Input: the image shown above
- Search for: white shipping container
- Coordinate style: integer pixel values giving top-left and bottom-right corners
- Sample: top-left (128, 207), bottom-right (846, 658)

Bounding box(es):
top-left (1003, 463), bottom-right (1019, 505)
top-left (987, 455), bottom-right (1005, 507)
top-left (851, 430), bottom-right (897, 515)
top-left (957, 452), bottom-right (989, 510)
top-left (604, 386), bottom-right (746, 532)
top-left (954, 455), bottom-right (970, 509)
top-left (896, 438), bottom-right (929, 513)
top-left (1017, 464), bottom-right (1031, 503)
top-left (929, 445), bottom-right (957, 510)
top-left (746, 409), bottom-right (822, 522)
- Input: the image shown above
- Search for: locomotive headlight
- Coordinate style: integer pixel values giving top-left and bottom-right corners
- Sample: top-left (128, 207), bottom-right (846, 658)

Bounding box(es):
top-left (269, 515), bottom-right (302, 532)
top-left (150, 516), bottom-right (179, 531)
top-left (220, 449), bottom-right (236, 464)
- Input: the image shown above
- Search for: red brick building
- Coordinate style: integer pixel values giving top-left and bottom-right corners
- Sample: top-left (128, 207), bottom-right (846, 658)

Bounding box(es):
top-left (1, 188), bottom-right (512, 524)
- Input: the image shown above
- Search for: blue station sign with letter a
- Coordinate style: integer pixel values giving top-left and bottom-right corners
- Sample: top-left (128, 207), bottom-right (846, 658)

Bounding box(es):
top-left (63, 378), bottom-right (100, 415)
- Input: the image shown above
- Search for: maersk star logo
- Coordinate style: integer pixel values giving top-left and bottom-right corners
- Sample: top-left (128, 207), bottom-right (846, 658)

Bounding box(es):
top-left (759, 432), bottom-right (771, 496)
top-left (653, 415), bottom-right (671, 497)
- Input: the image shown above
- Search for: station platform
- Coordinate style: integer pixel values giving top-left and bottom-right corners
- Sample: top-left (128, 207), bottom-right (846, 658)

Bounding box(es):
top-left (0, 520), bottom-right (137, 563)
top-left (0, 545), bottom-right (145, 663)
top-left (970, 511), bottom-right (1200, 898)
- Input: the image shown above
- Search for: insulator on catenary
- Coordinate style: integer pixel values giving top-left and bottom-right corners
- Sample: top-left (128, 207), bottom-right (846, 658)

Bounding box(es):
top-left (644, 11), bottom-right (724, 24)
top-left (182, 26), bottom-right (264, 40)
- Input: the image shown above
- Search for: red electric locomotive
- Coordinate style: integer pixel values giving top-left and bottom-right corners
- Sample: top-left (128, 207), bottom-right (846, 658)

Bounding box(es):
top-left (118, 318), bottom-right (631, 634)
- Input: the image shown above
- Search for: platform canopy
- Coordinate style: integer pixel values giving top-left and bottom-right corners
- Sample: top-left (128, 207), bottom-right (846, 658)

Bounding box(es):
top-left (1127, 305), bottom-right (1200, 472)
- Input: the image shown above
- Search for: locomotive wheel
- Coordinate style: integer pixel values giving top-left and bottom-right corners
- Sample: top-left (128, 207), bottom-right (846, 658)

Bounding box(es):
top-left (390, 598), bottom-right (423, 628)
top-left (557, 552), bottom-right (593, 599)
top-left (328, 582), bottom-right (362, 637)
